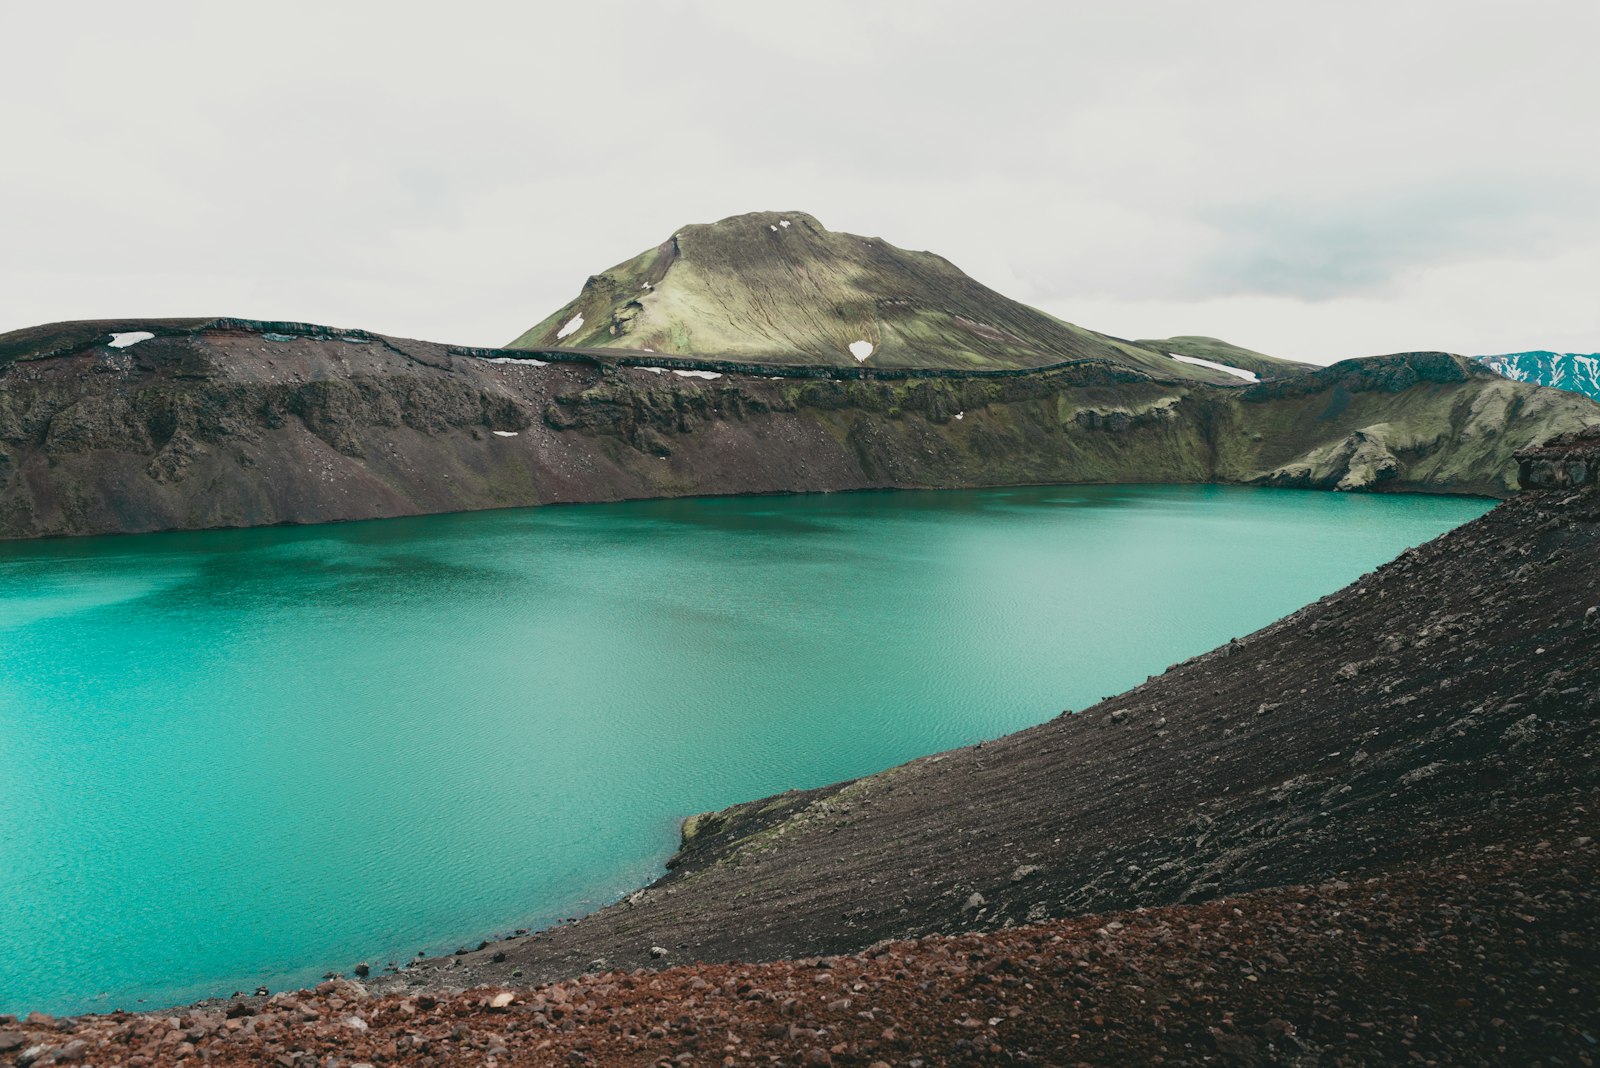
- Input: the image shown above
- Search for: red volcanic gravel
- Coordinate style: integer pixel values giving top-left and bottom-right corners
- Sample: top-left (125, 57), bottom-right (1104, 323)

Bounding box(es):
top-left (5, 844), bottom-right (1595, 1067)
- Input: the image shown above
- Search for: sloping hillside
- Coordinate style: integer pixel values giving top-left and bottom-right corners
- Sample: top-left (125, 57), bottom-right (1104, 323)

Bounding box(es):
top-left (508, 212), bottom-right (1309, 383)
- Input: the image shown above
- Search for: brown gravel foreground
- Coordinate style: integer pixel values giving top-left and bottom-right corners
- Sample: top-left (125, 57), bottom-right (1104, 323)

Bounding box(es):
top-left (4, 845), bottom-right (1596, 1068)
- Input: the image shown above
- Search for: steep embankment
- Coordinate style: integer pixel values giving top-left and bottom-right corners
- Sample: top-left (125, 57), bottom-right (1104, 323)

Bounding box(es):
top-left (387, 430), bottom-right (1600, 991)
top-left (0, 318), bottom-right (1595, 539)
top-left (507, 211), bottom-right (1308, 383)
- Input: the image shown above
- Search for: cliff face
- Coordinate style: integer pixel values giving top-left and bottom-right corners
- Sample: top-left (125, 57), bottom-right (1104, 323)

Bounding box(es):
top-left (1518, 424), bottom-right (1600, 488)
top-left (0, 318), bottom-right (1596, 539)
top-left (391, 446), bottom-right (1600, 994)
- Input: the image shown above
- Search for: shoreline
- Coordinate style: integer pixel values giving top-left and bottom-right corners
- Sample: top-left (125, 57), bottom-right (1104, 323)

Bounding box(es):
top-left (6, 846), bottom-right (1593, 1065)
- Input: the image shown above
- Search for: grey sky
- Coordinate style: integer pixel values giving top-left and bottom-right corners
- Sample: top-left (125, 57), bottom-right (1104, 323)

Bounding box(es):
top-left (2, 0), bottom-right (1595, 363)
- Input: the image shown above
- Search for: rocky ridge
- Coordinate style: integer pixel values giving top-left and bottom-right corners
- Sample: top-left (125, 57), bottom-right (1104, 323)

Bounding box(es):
top-left (1478, 350), bottom-right (1600, 403)
top-left (1, 318), bottom-right (1594, 539)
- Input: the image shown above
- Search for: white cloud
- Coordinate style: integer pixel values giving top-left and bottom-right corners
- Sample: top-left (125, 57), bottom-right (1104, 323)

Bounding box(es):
top-left (1053, 247), bottom-right (1600, 362)
top-left (0, 0), bottom-right (1595, 362)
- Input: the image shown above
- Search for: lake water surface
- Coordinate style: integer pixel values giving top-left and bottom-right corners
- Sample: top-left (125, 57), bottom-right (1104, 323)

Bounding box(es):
top-left (0, 485), bottom-right (1489, 1014)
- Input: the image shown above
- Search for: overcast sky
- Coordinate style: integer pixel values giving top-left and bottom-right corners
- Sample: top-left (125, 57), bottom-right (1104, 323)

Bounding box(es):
top-left (2, 0), bottom-right (1595, 363)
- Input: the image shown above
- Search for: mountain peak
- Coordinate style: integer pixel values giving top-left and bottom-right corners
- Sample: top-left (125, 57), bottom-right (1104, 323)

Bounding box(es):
top-left (676, 210), bottom-right (825, 237)
top-left (506, 213), bottom-right (1306, 381)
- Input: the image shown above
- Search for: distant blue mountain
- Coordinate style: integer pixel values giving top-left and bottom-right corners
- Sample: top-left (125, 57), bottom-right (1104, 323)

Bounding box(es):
top-left (1476, 351), bottom-right (1600, 402)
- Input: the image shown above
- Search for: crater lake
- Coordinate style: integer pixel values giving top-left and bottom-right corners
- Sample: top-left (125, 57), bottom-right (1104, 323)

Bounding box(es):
top-left (0, 484), bottom-right (1490, 1014)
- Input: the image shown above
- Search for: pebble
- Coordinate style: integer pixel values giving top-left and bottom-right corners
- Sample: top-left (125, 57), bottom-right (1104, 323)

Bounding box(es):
top-left (1, 850), bottom-right (1587, 1067)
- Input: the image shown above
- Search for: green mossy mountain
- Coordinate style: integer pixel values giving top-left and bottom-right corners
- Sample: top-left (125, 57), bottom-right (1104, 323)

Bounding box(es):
top-left (508, 212), bottom-right (1310, 384)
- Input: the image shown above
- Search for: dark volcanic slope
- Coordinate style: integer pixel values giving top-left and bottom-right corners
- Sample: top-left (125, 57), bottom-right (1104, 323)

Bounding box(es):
top-left (1, 317), bottom-right (1595, 538)
top-left (395, 436), bottom-right (1600, 993)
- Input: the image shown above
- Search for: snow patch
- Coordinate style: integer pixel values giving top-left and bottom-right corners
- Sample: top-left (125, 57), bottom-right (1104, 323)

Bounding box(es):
top-left (954, 412), bottom-right (965, 420)
top-left (640, 366), bottom-right (666, 374)
top-left (107, 331), bottom-right (154, 348)
top-left (779, 220), bottom-right (791, 228)
top-left (492, 430), bottom-right (519, 437)
top-left (480, 357), bottom-right (548, 366)
top-left (769, 225), bottom-right (777, 231)
top-left (849, 340), bottom-right (874, 362)
top-left (673, 369), bottom-right (722, 379)
top-left (640, 282), bottom-right (652, 290)
top-left (556, 314), bottom-right (584, 340)
top-left (1168, 352), bottom-right (1258, 383)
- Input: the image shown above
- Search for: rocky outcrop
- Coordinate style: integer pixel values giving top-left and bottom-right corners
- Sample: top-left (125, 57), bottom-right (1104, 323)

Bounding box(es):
top-left (1250, 426), bottom-right (1405, 491)
top-left (0, 318), bottom-right (1596, 539)
top-left (1517, 424), bottom-right (1600, 489)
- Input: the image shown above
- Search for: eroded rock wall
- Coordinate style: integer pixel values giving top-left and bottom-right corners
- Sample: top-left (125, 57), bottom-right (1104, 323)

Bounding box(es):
top-left (1518, 424), bottom-right (1600, 489)
top-left (1, 321), bottom-right (1596, 539)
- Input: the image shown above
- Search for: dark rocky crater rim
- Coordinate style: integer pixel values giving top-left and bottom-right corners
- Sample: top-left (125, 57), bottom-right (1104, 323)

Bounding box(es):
top-left (2, 317), bottom-right (1597, 541)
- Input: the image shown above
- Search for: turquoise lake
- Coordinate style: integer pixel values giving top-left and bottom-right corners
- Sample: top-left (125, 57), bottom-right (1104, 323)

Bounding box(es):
top-left (0, 485), bottom-right (1490, 1015)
